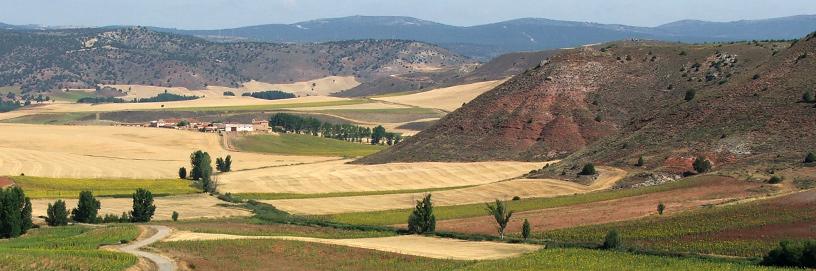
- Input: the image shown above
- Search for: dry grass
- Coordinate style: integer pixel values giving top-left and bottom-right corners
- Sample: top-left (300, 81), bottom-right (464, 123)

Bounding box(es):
top-left (0, 124), bottom-right (332, 178)
top-left (30, 194), bottom-right (251, 221)
top-left (373, 80), bottom-right (507, 111)
top-left (217, 159), bottom-right (547, 194)
top-left (264, 166), bottom-right (623, 215)
top-left (106, 76), bottom-right (360, 100)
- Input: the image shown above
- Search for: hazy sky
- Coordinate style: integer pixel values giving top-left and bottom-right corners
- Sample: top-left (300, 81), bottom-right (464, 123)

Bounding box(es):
top-left (1, 0), bottom-right (815, 29)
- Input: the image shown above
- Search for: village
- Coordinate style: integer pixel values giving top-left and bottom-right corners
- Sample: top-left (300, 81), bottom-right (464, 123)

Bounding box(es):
top-left (124, 118), bottom-right (272, 133)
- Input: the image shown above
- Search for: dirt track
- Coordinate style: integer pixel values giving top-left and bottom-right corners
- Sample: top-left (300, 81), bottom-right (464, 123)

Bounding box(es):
top-left (163, 232), bottom-right (540, 260)
top-left (435, 176), bottom-right (765, 235)
top-left (266, 166), bottom-right (624, 215)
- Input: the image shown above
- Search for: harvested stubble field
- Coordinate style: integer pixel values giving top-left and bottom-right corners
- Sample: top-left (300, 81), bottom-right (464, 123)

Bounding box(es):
top-left (265, 167), bottom-right (623, 215)
top-left (107, 76), bottom-right (360, 99)
top-left (0, 225), bottom-right (138, 271)
top-left (538, 190), bottom-right (816, 257)
top-left (11, 176), bottom-right (197, 199)
top-left (217, 159), bottom-right (547, 194)
top-left (30, 194), bottom-right (251, 221)
top-left (0, 124), bottom-right (332, 178)
top-left (231, 133), bottom-right (386, 157)
top-left (162, 233), bottom-right (541, 260)
top-left (434, 175), bottom-right (767, 236)
top-left (373, 79), bottom-right (508, 111)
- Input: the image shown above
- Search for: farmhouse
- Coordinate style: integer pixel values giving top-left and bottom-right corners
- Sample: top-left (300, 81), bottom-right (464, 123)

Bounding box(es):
top-left (252, 119), bottom-right (270, 132)
top-left (225, 123), bottom-right (254, 132)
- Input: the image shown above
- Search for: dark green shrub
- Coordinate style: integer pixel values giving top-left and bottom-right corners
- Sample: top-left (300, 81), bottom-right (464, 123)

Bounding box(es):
top-left (684, 89), bottom-right (696, 101)
top-left (579, 164), bottom-right (597, 175)
top-left (178, 167), bottom-right (187, 179)
top-left (805, 152), bottom-right (816, 163)
top-left (512, 196), bottom-right (521, 201)
top-left (71, 191), bottom-right (100, 224)
top-left (693, 157), bottom-right (712, 173)
top-left (768, 176), bottom-right (783, 184)
top-left (657, 202), bottom-right (665, 215)
top-left (46, 200), bottom-right (69, 226)
top-left (803, 92), bottom-right (815, 103)
top-left (603, 230), bottom-right (622, 249)
top-left (521, 219), bottom-right (531, 240)
top-left (761, 241), bottom-right (816, 268)
top-left (635, 156), bottom-right (644, 167)
top-left (408, 194), bottom-right (435, 234)
top-left (172, 211), bottom-right (179, 222)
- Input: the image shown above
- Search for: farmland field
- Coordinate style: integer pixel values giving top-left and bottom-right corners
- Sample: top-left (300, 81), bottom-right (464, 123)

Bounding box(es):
top-left (155, 217), bottom-right (397, 239)
top-left (0, 225), bottom-right (138, 271)
top-left (231, 133), bottom-right (386, 157)
top-left (373, 79), bottom-right (507, 111)
top-left (30, 194), bottom-right (252, 221)
top-left (11, 176), bottom-right (197, 199)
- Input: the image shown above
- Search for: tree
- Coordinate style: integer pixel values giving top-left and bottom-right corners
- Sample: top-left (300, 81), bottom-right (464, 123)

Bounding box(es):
top-left (579, 163), bottom-right (597, 175)
top-left (190, 151), bottom-right (213, 191)
top-left (178, 167), bottom-right (187, 179)
top-left (0, 186), bottom-right (29, 238)
top-left (223, 155), bottom-right (232, 172)
top-left (21, 197), bottom-right (32, 232)
top-left (72, 191), bottom-right (100, 224)
top-left (521, 219), bottom-right (531, 240)
top-left (761, 241), bottom-right (816, 268)
top-left (407, 194), bottom-right (435, 234)
top-left (46, 200), bottom-right (69, 226)
top-left (684, 89), bottom-right (696, 101)
top-left (657, 202), bottom-right (665, 215)
top-left (215, 157), bottom-right (224, 172)
top-left (130, 188), bottom-right (156, 223)
top-left (635, 156), bottom-right (645, 167)
top-left (171, 211), bottom-right (179, 222)
top-left (603, 230), bottom-right (622, 249)
top-left (805, 152), bottom-right (816, 163)
top-left (693, 157), bottom-right (712, 173)
top-left (371, 125), bottom-right (387, 145)
top-left (486, 199), bottom-right (514, 239)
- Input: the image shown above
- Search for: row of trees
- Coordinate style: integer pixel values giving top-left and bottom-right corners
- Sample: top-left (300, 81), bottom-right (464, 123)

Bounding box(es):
top-left (268, 113), bottom-right (403, 145)
top-left (45, 189), bottom-right (155, 226)
top-left (0, 186), bottom-right (33, 238)
top-left (406, 194), bottom-right (531, 240)
top-left (243, 90), bottom-right (295, 100)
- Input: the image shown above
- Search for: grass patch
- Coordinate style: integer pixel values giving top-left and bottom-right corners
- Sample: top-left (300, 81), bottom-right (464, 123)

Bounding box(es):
top-left (162, 99), bottom-right (370, 112)
top-left (536, 191), bottom-right (816, 257)
top-left (234, 185), bottom-right (476, 201)
top-left (317, 107), bottom-right (445, 123)
top-left (49, 91), bottom-right (98, 103)
top-left (231, 133), bottom-right (385, 157)
top-left (1, 112), bottom-right (95, 124)
top-left (461, 248), bottom-right (789, 271)
top-left (152, 238), bottom-right (469, 271)
top-left (11, 176), bottom-right (199, 199)
top-left (330, 177), bottom-right (705, 226)
top-left (156, 217), bottom-right (395, 239)
top-left (0, 225), bottom-right (138, 271)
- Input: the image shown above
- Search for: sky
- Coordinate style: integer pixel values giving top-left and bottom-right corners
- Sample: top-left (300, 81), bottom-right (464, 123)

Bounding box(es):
top-left (1, 0), bottom-right (815, 29)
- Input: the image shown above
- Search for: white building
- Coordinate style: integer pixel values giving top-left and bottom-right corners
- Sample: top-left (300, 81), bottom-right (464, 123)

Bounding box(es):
top-left (224, 123), bottom-right (254, 132)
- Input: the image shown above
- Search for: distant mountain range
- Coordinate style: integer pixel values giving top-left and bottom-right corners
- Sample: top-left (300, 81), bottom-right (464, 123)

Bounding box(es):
top-left (3, 15), bottom-right (815, 59)
top-left (149, 15), bottom-right (816, 59)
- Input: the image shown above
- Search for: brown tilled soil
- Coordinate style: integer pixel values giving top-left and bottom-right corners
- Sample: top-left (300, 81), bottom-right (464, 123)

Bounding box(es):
top-left (436, 176), bottom-right (765, 235)
top-left (0, 177), bottom-right (13, 188)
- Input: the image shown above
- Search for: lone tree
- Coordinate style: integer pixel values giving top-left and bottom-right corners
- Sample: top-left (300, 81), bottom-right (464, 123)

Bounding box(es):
top-left (521, 219), bottom-right (532, 240)
top-left (371, 125), bottom-right (387, 145)
top-left (0, 186), bottom-right (33, 238)
top-left (635, 156), bottom-right (645, 167)
top-left (407, 194), bottom-right (435, 234)
top-left (657, 202), bottom-right (666, 215)
top-left (46, 199), bottom-right (69, 226)
top-left (603, 229), bottom-right (622, 249)
top-left (171, 211), bottom-right (179, 222)
top-left (579, 163), bottom-right (597, 175)
top-left (71, 191), bottom-right (100, 224)
top-left (486, 199), bottom-right (514, 239)
top-left (178, 167), bottom-right (187, 179)
top-left (805, 152), bottom-right (816, 163)
top-left (693, 157), bottom-right (712, 173)
top-left (130, 188), bottom-right (156, 223)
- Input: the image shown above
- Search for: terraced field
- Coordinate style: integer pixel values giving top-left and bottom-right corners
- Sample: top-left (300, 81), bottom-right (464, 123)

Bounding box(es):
top-left (217, 159), bottom-right (547, 194)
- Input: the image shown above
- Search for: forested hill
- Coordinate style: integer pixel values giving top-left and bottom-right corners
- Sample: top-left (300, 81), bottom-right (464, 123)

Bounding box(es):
top-left (0, 27), bottom-right (473, 93)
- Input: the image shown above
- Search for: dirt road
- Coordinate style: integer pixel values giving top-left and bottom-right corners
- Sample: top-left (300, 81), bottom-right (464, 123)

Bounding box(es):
top-left (116, 225), bottom-right (176, 271)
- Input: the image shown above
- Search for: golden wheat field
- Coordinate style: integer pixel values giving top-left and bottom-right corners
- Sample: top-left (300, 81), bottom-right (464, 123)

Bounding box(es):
top-left (30, 194), bottom-right (251, 221)
top-left (373, 79), bottom-right (507, 111)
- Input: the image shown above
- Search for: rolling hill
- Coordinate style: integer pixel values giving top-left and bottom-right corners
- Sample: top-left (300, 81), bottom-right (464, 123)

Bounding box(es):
top-left (359, 32), bottom-right (816, 175)
top-left (155, 15), bottom-right (816, 59)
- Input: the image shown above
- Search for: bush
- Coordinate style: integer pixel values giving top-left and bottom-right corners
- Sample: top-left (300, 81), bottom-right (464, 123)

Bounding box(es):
top-left (579, 163), bottom-right (597, 176)
top-left (768, 176), bottom-right (783, 184)
top-left (805, 152), bottom-right (816, 163)
top-left (521, 219), bottom-right (531, 240)
top-left (101, 213), bottom-right (120, 223)
top-left (657, 202), bottom-right (665, 215)
top-left (408, 194), bottom-right (435, 234)
top-left (684, 89), bottom-right (696, 101)
top-left (178, 167), bottom-right (187, 179)
top-left (512, 196), bottom-right (521, 201)
top-left (635, 156), bottom-right (645, 167)
top-left (803, 92), bottom-right (815, 103)
top-left (223, 91), bottom-right (235, 96)
top-left (130, 188), bottom-right (156, 222)
top-left (603, 230), bottom-right (622, 249)
top-left (71, 191), bottom-right (100, 224)
top-left (761, 241), bottom-right (816, 268)
top-left (171, 211), bottom-right (179, 222)
top-left (693, 157), bottom-right (712, 173)
top-left (46, 199), bottom-right (69, 226)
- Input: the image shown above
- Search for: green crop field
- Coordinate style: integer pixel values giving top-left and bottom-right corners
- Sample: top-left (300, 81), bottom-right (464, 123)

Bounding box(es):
top-left (316, 107), bottom-right (445, 123)
top-left (12, 176), bottom-right (199, 199)
top-left (329, 177), bottom-right (705, 226)
top-left (156, 217), bottom-right (396, 239)
top-left (537, 191), bottom-right (816, 257)
top-left (49, 91), bottom-right (98, 102)
top-left (151, 239), bottom-right (469, 271)
top-left (0, 225), bottom-right (138, 271)
top-left (231, 133), bottom-right (385, 157)
top-left (460, 248), bottom-right (791, 271)
top-left (1, 112), bottom-right (95, 124)
top-left (164, 99), bottom-right (370, 112)
top-left (234, 185), bottom-right (475, 201)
